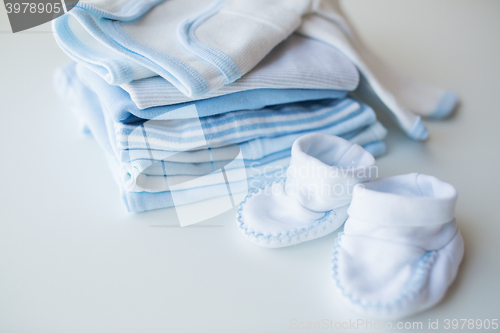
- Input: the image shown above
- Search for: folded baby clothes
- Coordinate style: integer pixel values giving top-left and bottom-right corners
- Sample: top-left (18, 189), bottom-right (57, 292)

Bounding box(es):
top-left (123, 134), bottom-right (388, 193)
top-left (55, 67), bottom-right (249, 210)
top-left (122, 128), bottom-right (386, 193)
top-left (332, 173), bottom-right (464, 319)
top-left (118, 139), bottom-right (386, 213)
top-left (123, 156), bottom-right (288, 193)
top-left (116, 98), bottom-right (374, 152)
top-left (78, 62), bottom-right (348, 123)
top-left (54, 0), bottom-right (349, 95)
top-left (55, 62), bottom-right (387, 211)
top-left (118, 119), bottom-right (385, 165)
top-left (127, 149), bottom-right (293, 177)
top-left (126, 146), bottom-right (278, 179)
top-left (237, 134), bottom-right (376, 248)
top-left (119, 123), bottom-right (386, 194)
top-left (128, 139), bottom-right (386, 178)
top-left (117, 104), bottom-right (383, 163)
top-left (56, 0), bottom-right (457, 141)
top-left (69, 32), bottom-right (359, 120)
top-left (121, 34), bottom-right (359, 109)
top-left (54, 62), bottom-right (386, 163)
top-left (124, 125), bottom-right (387, 177)
top-left (66, 89), bottom-right (384, 211)
top-left (98, 86), bottom-right (387, 193)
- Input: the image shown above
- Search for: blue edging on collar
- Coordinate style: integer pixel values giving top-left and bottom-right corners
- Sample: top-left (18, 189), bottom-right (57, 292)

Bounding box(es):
top-left (177, 0), bottom-right (242, 84)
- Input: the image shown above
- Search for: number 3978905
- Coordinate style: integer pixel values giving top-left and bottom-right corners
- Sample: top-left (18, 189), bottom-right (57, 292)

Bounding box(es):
top-left (5, 2), bottom-right (62, 14)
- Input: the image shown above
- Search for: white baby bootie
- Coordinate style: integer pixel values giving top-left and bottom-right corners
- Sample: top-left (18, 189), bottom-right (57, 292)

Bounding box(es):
top-left (332, 173), bottom-right (464, 319)
top-left (236, 133), bottom-right (375, 248)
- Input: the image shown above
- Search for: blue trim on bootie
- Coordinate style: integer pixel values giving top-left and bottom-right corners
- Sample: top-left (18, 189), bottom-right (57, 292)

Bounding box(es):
top-left (331, 232), bottom-right (438, 315)
top-left (236, 178), bottom-right (344, 247)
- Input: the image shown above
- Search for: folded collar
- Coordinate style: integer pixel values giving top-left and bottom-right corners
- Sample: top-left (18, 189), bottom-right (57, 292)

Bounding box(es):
top-left (348, 173), bottom-right (457, 226)
top-left (285, 133), bottom-right (375, 211)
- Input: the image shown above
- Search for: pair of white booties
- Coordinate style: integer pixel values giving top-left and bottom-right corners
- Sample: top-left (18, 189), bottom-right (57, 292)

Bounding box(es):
top-left (237, 133), bottom-right (464, 319)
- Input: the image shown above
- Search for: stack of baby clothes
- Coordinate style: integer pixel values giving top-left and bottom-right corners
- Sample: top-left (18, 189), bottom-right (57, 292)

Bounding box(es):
top-left (53, 0), bottom-right (394, 213)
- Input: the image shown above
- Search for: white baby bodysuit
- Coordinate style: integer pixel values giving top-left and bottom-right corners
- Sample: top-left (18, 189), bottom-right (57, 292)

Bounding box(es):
top-left (55, 0), bottom-right (328, 96)
top-left (121, 34), bottom-right (359, 109)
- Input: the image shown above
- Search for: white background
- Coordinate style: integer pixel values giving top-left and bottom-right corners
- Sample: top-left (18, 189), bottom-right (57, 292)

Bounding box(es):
top-left (0, 0), bottom-right (499, 332)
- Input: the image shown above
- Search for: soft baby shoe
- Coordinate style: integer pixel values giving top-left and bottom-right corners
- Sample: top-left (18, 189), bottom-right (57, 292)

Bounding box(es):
top-left (332, 173), bottom-right (464, 319)
top-left (236, 133), bottom-right (376, 248)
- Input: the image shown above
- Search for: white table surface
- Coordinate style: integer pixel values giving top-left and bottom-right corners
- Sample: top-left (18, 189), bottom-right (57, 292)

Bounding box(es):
top-left (1, 1), bottom-right (499, 332)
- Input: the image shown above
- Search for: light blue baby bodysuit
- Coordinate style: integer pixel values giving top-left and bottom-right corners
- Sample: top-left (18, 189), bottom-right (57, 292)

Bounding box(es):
top-left (74, 63), bottom-right (348, 123)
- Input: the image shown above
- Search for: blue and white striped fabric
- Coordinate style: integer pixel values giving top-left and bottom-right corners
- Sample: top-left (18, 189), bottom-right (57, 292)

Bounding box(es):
top-left (72, 62), bottom-right (348, 123)
top-left (55, 62), bottom-right (385, 164)
top-left (120, 129), bottom-right (388, 193)
top-left (114, 102), bottom-right (384, 163)
top-left (127, 138), bottom-right (387, 178)
top-left (117, 98), bottom-right (371, 151)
